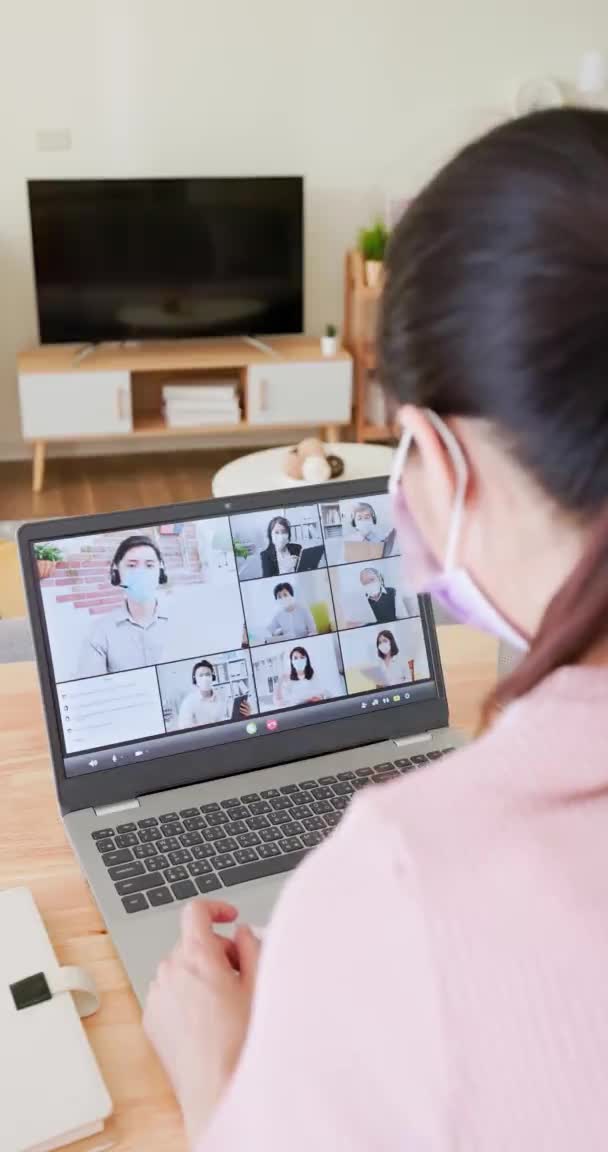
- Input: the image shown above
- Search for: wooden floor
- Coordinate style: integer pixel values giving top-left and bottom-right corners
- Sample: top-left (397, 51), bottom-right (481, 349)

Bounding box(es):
top-left (0, 449), bottom-right (241, 520)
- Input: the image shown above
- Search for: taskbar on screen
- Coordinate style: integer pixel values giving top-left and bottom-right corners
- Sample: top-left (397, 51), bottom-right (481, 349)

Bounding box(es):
top-left (63, 679), bottom-right (438, 778)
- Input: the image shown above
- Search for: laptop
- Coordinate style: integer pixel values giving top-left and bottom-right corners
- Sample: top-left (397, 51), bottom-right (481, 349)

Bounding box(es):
top-left (18, 476), bottom-right (465, 1004)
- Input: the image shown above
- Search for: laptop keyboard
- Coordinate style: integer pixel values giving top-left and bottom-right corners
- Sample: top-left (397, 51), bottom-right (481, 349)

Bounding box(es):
top-left (92, 749), bottom-right (454, 914)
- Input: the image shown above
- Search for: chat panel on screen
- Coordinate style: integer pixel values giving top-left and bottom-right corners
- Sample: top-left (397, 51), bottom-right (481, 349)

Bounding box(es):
top-left (340, 618), bottom-right (430, 696)
top-left (251, 632), bottom-right (346, 714)
top-left (328, 556), bottom-right (419, 632)
top-left (240, 568), bottom-right (337, 646)
top-left (230, 505), bottom-right (325, 582)
top-left (57, 667), bottom-right (166, 755)
top-left (156, 648), bottom-right (259, 733)
top-left (35, 517), bottom-right (246, 685)
top-left (319, 494), bottom-right (398, 567)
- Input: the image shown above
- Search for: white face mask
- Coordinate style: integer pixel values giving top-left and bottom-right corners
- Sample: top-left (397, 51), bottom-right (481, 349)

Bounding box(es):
top-left (197, 673), bottom-right (213, 692)
top-left (292, 658), bottom-right (307, 673)
top-left (280, 595), bottom-right (295, 610)
top-left (378, 640), bottom-right (391, 654)
top-left (389, 410), bottom-right (529, 652)
top-left (355, 516), bottom-right (373, 537)
top-left (364, 579), bottom-right (382, 598)
top-left (272, 531), bottom-right (289, 550)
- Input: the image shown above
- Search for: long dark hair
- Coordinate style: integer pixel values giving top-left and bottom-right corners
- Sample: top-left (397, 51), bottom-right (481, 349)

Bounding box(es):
top-left (380, 108), bottom-right (608, 715)
top-left (290, 646), bottom-right (313, 680)
top-left (377, 629), bottom-right (398, 658)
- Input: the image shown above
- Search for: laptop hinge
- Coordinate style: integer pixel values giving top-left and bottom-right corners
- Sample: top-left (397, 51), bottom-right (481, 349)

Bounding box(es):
top-left (392, 732), bottom-right (433, 749)
top-left (94, 798), bottom-right (141, 818)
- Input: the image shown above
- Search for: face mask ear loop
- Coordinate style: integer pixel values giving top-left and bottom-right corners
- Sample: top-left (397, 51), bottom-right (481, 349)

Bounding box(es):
top-left (424, 410), bottom-right (468, 572)
top-left (388, 428), bottom-right (413, 496)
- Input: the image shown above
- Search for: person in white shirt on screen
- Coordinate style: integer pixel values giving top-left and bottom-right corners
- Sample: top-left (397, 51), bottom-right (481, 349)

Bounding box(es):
top-left (178, 660), bottom-right (252, 729)
top-left (260, 517), bottom-right (302, 577)
top-left (275, 646), bottom-right (330, 707)
top-left (78, 535), bottom-right (171, 677)
top-left (374, 629), bottom-right (414, 687)
top-left (268, 583), bottom-right (318, 642)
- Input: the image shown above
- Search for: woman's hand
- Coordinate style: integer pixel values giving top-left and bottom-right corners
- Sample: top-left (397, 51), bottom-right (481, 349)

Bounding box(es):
top-left (144, 900), bottom-right (260, 1148)
top-left (239, 698), bottom-right (252, 717)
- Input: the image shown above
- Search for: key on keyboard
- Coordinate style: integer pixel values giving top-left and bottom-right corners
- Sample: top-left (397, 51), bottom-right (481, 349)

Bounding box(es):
top-left (122, 893), bottom-right (148, 914)
top-left (115, 872), bottom-right (164, 896)
top-left (96, 839), bottom-right (115, 854)
top-left (148, 887), bottom-right (174, 907)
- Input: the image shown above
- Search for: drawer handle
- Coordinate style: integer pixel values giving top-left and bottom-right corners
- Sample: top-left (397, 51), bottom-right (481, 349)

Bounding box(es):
top-left (259, 378), bottom-right (269, 413)
top-left (116, 388), bottom-right (128, 421)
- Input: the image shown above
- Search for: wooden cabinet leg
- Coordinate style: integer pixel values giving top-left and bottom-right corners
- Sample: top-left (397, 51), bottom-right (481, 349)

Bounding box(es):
top-left (325, 424), bottom-right (340, 444)
top-left (32, 441), bottom-right (46, 493)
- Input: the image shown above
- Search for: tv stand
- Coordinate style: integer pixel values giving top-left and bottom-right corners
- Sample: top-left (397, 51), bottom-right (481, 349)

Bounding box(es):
top-left (18, 336), bottom-right (353, 493)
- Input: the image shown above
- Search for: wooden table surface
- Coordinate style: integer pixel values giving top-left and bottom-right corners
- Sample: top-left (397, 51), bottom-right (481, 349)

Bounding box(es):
top-left (0, 627), bottom-right (497, 1152)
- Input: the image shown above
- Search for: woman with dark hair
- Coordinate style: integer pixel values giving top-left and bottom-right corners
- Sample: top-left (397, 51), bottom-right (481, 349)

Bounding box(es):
top-left (373, 628), bottom-right (413, 688)
top-left (275, 645), bottom-right (330, 706)
top-left (146, 110), bottom-right (608, 1149)
top-left (79, 534), bottom-right (169, 675)
top-left (260, 516), bottom-right (302, 577)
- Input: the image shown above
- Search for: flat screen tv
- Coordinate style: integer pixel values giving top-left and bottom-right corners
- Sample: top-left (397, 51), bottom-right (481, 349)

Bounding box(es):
top-left (28, 176), bottom-right (304, 344)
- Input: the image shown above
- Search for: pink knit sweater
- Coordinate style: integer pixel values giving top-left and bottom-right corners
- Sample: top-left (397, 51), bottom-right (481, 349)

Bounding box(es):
top-left (202, 665), bottom-right (608, 1150)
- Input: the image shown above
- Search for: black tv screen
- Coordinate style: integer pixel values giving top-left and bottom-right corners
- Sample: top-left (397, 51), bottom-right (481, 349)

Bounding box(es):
top-left (28, 177), bottom-right (304, 343)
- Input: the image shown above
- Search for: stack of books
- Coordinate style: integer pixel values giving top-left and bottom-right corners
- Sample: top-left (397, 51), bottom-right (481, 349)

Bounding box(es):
top-left (162, 379), bottom-right (241, 428)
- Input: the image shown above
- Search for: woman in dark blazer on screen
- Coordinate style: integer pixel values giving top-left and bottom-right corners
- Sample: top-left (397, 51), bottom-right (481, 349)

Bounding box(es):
top-left (260, 516), bottom-right (302, 578)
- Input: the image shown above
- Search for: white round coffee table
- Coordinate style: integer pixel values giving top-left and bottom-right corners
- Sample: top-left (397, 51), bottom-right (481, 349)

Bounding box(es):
top-left (212, 442), bottom-right (394, 498)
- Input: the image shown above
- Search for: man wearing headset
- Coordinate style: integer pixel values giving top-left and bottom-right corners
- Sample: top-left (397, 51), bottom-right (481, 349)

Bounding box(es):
top-left (347, 502), bottom-right (384, 544)
top-left (78, 535), bottom-right (171, 677)
top-left (178, 659), bottom-right (252, 729)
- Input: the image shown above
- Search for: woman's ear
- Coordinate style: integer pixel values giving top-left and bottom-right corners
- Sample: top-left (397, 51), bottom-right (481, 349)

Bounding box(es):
top-left (396, 405), bottom-right (466, 563)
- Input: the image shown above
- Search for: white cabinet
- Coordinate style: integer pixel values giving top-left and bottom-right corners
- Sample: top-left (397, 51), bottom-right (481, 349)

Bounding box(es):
top-left (19, 371), bottom-right (132, 440)
top-left (247, 360), bottom-right (352, 426)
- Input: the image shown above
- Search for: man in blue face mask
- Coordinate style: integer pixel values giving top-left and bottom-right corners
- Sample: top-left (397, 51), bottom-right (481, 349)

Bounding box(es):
top-left (78, 535), bottom-right (171, 676)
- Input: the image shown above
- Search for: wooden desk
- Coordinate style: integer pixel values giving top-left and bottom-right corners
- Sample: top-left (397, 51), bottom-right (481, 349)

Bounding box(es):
top-left (0, 627), bottom-right (497, 1152)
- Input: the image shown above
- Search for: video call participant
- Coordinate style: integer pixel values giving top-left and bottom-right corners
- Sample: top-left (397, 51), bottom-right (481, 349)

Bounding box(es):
top-left (347, 502), bottom-right (384, 543)
top-left (374, 629), bottom-right (415, 687)
top-left (178, 660), bottom-right (252, 729)
top-left (275, 646), bottom-right (330, 707)
top-left (268, 583), bottom-right (317, 642)
top-left (79, 535), bottom-right (170, 677)
top-left (260, 517), bottom-right (302, 577)
top-left (359, 567), bottom-right (403, 624)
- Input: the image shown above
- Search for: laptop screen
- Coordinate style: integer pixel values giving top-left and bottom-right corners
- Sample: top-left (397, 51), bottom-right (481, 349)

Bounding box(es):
top-left (31, 491), bottom-right (439, 779)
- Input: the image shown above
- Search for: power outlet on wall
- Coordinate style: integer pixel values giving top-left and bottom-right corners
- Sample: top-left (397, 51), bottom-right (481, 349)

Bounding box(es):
top-left (36, 129), bottom-right (72, 153)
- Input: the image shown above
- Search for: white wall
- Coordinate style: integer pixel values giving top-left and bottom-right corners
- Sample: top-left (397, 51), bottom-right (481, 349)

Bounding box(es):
top-left (1, 0), bottom-right (606, 457)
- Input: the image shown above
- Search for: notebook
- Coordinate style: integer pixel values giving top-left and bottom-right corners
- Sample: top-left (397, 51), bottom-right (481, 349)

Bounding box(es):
top-left (0, 887), bottom-right (112, 1152)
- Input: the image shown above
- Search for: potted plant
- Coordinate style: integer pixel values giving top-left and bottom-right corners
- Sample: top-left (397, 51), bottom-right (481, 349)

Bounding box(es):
top-left (232, 538), bottom-right (250, 561)
top-left (34, 543), bottom-right (62, 579)
top-left (321, 323), bottom-right (338, 357)
top-left (358, 218), bottom-right (389, 287)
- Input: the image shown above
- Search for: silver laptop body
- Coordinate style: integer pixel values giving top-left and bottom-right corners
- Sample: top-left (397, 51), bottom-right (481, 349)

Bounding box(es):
top-left (19, 477), bottom-right (464, 1003)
